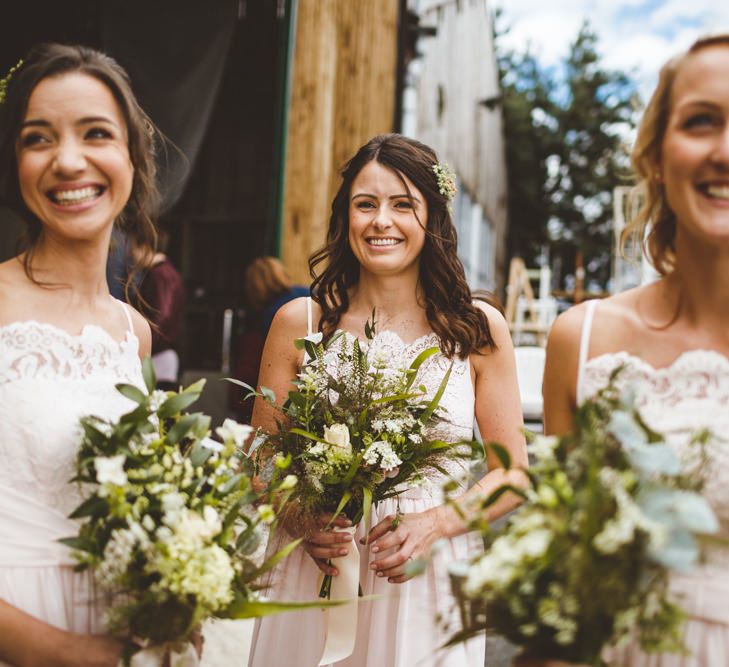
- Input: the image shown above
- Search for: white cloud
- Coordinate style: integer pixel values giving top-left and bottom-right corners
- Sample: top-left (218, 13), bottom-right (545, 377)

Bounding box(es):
top-left (491, 0), bottom-right (729, 102)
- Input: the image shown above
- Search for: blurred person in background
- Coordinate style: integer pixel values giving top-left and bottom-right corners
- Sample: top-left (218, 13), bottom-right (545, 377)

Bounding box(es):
top-left (231, 256), bottom-right (308, 420)
top-left (132, 228), bottom-right (185, 391)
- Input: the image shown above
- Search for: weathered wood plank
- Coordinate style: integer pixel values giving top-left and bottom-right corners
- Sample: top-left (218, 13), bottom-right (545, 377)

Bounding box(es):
top-left (282, 0), bottom-right (399, 283)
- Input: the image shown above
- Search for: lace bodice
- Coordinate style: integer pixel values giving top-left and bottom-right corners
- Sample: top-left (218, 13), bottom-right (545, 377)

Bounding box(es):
top-left (0, 320), bottom-right (144, 515)
top-left (579, 348), bottom-right (729, 545)
top-left (325, 329), bottom-right (475, 485)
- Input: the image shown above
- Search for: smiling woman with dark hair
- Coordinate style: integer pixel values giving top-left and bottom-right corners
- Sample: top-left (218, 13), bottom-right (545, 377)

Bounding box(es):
top-left (0, 43), bottom-right (160, 666)
top-left (247, 133), bottom-right (528, 667)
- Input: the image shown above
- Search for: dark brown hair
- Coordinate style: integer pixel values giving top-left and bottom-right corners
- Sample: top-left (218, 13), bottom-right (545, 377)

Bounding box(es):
top-left (0, 42), bottom-right (160, 287)
top-left (309, 133), bottom-right (495, 359)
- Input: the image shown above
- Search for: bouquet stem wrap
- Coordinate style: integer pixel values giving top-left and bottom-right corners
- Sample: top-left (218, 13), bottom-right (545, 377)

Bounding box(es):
top-left (318, 526), bottom-right (359, 665)
top-left (125, 641), bottom-right (199, 667)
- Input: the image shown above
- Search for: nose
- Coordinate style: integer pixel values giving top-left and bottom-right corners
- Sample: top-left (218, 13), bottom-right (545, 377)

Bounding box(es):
top-left (371, 209), bottom-right (393, 231)
top-left (52, 138), bottom-right (87, 175)
top-left (710, 126), bottom-right (729, 170)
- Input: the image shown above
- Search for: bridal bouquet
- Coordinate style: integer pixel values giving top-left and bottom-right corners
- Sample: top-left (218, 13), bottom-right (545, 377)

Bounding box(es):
top-left (63, 361), bottom-right (328, 666)
top-left (448, 372), bottom-right (719, 666)
top-left (232, 316), bottom-right (481, 663)
top-left (239, 318), bottom-right (481, 573)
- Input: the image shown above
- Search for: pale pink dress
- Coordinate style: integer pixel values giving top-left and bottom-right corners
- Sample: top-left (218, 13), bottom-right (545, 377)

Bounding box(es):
top-left (577, 299), bottom-right (729, 667)
top-left (248, 314), bottom-right (485, 667)
top-left (0, 303), bottom-right (144, 666)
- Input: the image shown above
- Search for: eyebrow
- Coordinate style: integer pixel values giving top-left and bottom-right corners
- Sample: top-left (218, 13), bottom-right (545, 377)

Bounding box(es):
top-left (351, 193), bottom-right (421, 203)
top-left (20, 115), bottom-right (120, 130)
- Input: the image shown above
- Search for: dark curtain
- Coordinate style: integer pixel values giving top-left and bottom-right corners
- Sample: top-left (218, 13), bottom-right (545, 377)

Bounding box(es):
top-left (101, 0), bottom-right (239, 212)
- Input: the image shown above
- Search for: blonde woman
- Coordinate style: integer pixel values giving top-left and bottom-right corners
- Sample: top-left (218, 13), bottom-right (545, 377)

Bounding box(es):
top-left (544, 34), bottom-right (729, 665)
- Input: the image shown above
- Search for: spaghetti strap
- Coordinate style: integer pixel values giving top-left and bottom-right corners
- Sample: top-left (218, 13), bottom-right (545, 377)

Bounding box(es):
top-left (576, 299), bottom-right (599, 404)
top-left (115, 298), bottom-right (135, 337)
top-left (306, 296), bottom-right (313, 337)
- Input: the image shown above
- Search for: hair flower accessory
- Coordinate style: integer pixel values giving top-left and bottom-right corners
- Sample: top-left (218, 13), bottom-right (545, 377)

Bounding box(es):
top-left (0, 59), bottom-right (23, 104)
top-left (432, 161), bottom-right (457, 210)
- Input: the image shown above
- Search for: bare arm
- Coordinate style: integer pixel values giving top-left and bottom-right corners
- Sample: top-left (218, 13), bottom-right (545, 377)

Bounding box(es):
top-left (369, 305), bottom-right (529, 582)
top-left (432, 303), bottom-right (529, 537)
top-left (251, 298), bottom-right (352, 576)
top-left (0, 600), bottom-right (122, 667)
top-left (129, 306), bottom-right (152, 361)
top-left (542, 305), bottom-right (584, 436)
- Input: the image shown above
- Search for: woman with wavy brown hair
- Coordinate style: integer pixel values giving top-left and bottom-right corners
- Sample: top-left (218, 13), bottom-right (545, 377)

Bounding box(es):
top-left (544, 34), bottom-right (729, 665)
top-left (0, 43), bottom-right (160, 666)
top-left (248, 134), bottom-right (527, 667)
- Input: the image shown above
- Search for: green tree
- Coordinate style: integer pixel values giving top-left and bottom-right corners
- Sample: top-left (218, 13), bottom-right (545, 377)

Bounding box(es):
top-left (495, 12), bottom-right (558, 267)
top-left (495, 18), bottom-right (638, 288)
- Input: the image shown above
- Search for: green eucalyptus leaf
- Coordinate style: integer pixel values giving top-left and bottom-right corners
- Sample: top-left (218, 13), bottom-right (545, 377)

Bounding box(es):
top-left (166, 413), bottom-right (201, 445)
top-left (236, 526), bottom-right (261, 555)
top-left (116, 383), bottom-right (148, 405)
top-left (142, 357), bottom-right (157, 393)
top-left (69, 496), bottom-right (109, 519)
top-left (158, 391), bottom-right (200, 418)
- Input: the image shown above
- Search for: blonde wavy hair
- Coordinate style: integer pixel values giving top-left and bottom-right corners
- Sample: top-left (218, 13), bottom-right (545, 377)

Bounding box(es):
top-left (623, 33), bottom-right (729, 275)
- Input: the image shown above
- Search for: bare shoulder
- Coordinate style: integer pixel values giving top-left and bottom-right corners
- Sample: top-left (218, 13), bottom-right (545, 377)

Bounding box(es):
top-left (473, 299), bottom-right (511, 345)
top-left (0, 257), bottom-right (33, 325)
top-left (269, 296), bottom-right (313, 335)
top-left (126, 305), bottom-right (152, 359)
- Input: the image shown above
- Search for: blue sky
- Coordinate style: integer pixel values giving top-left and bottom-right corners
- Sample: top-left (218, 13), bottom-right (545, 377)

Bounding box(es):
top-left (491, 0), bottom-right (729, 103)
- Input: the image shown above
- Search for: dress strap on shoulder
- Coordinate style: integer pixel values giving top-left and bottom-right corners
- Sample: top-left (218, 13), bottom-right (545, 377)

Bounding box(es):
top-left (115, 298), bottom-right (135, 336)
top-left (576, 299), bottom-right (599, 404)
top-left (306, 296), bottom-right (313, 336)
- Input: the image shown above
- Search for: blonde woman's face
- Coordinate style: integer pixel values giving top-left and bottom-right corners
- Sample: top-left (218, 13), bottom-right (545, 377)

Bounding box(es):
top-left (660, 44), bottom-right (729, 246)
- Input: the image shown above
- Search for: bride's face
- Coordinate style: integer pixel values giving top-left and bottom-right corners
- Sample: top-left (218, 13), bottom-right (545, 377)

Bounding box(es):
top-left (16, 72), bottom-right (134, 244)
top-left (347, 160), bottom-right (427, 278)
top-left (661, 44), bottom-right (729, 247)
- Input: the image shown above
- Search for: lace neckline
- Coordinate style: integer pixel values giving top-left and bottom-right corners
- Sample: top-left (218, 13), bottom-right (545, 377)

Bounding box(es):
top-left (0, 319), bottom-right (137, 350)
top-left (585, 348), bottom-right (729, 375)
top-left (337, 328), bottom-right (440, 351)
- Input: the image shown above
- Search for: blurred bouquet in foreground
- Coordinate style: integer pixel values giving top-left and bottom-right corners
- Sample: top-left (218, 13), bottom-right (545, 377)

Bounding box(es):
top-left (64, 361), bottom-right (331, 666)
top-left (448, 371), bottom-right (719, 666)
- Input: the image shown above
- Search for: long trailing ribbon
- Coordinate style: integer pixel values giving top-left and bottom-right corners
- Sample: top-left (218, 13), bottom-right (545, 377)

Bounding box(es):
top-left (124, 641), bottom-right (199, 667)
top-left (318, 526), bottom-right (359, 666)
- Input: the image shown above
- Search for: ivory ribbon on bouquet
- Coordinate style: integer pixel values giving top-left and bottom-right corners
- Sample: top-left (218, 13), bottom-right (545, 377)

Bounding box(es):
top-left (126, 641), bottom-right (199, 667)
top-left (318, 526), bottom-right (359, 666)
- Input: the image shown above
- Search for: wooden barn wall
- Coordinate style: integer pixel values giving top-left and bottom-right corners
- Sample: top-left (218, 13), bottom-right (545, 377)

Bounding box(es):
top-left (282, 0), bottom-right (399, 283)
top-left (414, 0), bottom-right (509, 293)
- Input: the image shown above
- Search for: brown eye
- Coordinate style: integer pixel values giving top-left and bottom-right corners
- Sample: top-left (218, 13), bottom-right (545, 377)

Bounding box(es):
top-left (85, 127), bottom-right (112, 140)
top-left (19, 132), bottom-right (49, 148)
top-left (683, 113), bottom-right (717, 130)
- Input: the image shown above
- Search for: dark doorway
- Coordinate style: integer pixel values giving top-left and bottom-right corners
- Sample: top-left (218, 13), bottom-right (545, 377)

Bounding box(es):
top-left (0, 1), bottom-right (292, 382)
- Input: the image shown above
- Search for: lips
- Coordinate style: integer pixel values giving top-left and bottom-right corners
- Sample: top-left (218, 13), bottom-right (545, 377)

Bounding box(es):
top-left (46, 184), bottom-right (105, 206)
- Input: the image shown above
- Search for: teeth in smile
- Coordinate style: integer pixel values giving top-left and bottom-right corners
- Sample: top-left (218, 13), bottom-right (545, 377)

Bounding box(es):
top-left (50, 186), bottom-right (102, 205)
top-left (368, 238), bottom-right (400, 246)
top-left (706, 184), bottom-right (729, 200)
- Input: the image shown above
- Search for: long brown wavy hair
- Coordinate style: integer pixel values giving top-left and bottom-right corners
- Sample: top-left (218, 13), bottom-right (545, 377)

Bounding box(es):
top-left (0, 43), bottom-right (160, 289)
top-left (309, 133), bottom-right (495, 359)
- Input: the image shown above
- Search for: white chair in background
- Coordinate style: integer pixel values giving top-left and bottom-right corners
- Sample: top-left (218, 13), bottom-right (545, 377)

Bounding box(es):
top-left (513, 346), bottom-right (546, 427)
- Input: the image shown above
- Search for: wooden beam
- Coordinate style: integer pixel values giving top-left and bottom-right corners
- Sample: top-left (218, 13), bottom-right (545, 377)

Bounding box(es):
top-left (281, 0), bottom-right (399, 284)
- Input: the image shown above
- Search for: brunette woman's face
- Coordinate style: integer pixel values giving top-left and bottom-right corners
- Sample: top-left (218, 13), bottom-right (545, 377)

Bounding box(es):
top-left (347, 160), bottom-right (427, 278)
top-left (16, 72), bottom-right (133, 244)
top-left (661, 44), bottom-right (729, 246)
